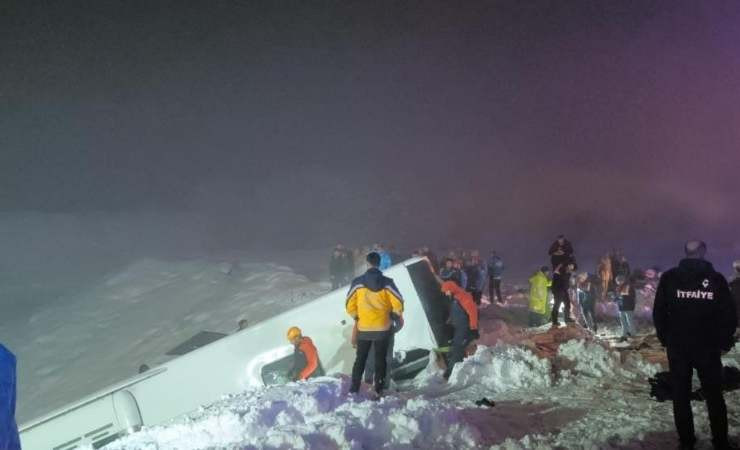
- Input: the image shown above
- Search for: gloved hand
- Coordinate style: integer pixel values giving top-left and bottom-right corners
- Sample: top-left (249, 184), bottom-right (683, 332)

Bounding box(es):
top-left (470, 329), bottom-right (480, 340)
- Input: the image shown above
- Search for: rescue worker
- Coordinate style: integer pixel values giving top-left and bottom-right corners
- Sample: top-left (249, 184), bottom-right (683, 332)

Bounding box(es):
top-left (653, 240), bottom-right (737, 450)
top-left (440, 277), bottom-right (479, 380)
top-left (286, 326), bottom-right (324, 381)
top-left (346, 252), bottom-right (404, 395)
top-left (528, 266), bottom-right (552, 326)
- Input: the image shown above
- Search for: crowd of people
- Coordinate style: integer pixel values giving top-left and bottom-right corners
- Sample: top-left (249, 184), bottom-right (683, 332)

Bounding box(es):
top-left (519, 235), bottom-right (645, 341)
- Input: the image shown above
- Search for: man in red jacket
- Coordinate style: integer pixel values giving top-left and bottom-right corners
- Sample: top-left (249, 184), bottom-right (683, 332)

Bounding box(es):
top-left (440, 279), bottom-right (479, 380)
top-left (287, 327), bottom-right (324, 381)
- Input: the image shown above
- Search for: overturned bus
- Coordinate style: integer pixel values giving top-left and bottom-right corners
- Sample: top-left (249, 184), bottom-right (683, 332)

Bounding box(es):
top-left (19, 258), bottom-right (452, 450)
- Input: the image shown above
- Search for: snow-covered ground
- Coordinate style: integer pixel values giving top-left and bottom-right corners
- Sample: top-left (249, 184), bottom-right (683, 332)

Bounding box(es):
top-left (3, 239), bottom-right (739, 448)
top-left (102, 329), bottom-right (740, 450)
top-left (0, 257), bottom-right (326, 423)
top-left (95, 294), bottom-right (740, 450)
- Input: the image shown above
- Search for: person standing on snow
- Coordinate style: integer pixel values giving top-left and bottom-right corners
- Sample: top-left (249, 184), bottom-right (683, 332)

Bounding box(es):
top-left (374, 244), bottom-right (392, 271)
top-left (653, 241), bottom-right (737, 450)
top-left (576, 273), bottom-right (598, 333)
top-left (346, 252), bottom-right (404, 395)
top-left (465, 253), bottom-right (487, 305)
top-left (329, 247), bottom-right (345, 290)
top-left (487, 251), bottom-right (505, 304)
top-left (360, 313), bottom-right (402, 391)
top-left (548, 235), bottom-right (574, 271)
top-left (341, 247), bottom-right (355, 285)
top-left (614, 275), bottom-right (636, 341)
top-left (440, 278), bottom-right (479, 380)
top-left (551, 260), bottom-right (576, 327)
top-left (597, 253), bottom-right (613, 301)
top-left (286, 327), bottom-right (324, 381)
top-left (528, 266), bottom-right (552, 327)
top-left (730, 261), bottom-right (740, 324)
top-left (0, 343), bottom-right (20, 450)
top-left (453, 259), bottom-right (468, 290)
top-left (614, 253), bottom-right (631, 281)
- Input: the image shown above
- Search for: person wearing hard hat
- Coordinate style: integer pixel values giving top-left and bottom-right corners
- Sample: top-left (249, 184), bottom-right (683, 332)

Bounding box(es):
top-left (286, 327), bottom-right (324, 381)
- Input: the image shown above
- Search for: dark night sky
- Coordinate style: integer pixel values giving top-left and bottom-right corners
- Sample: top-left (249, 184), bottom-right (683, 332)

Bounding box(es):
top-left (1, 0), bottom-right (739, 259)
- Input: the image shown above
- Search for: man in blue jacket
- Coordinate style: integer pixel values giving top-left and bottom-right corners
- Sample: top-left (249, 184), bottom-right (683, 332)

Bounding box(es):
top-left (375, 244), bottom-right (392, 271)
top-left (0, 343), bottom-right (20, 450)
top-left (465, 253), bottom-right (487, 305)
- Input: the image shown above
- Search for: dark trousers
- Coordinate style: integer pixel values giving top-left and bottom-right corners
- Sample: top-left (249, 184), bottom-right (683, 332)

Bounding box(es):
top-left (667, 346), bottom-right (728, 447)
top-left (363, 334), bottom-right (394, 389)
top-left (488, 276), bottom-right (502, 303)
top-left (351, 336), bottom-right (390, 393)
top-left (469, 290), bottom-right (482, 305)
top-left (444, 326), bottom-right (473, 379)
top-left (550, 288), bottom-right (571, 324)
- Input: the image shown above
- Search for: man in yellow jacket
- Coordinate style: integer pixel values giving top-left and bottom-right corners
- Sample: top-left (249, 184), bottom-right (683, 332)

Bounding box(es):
top-left (346, 252), bottom-right (404, 395)
top-left (528, 266), bottom-right (552, 327)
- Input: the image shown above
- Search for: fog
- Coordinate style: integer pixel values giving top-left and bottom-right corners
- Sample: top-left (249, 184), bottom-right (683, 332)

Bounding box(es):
top-left (1, 0), bottom-right (739, 276)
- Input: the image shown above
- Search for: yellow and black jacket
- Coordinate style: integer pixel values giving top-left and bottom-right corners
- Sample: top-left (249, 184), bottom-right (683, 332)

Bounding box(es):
top-left (346, 268), bottom-right (404, 340)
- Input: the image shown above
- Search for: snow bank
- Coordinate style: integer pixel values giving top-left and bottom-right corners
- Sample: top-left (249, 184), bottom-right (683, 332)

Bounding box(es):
top-left (558, 340), bottom-right (660, 381)
top-left (450, 346), bottom-right (552, 392)
top-left (8, 258), bottom-right (325, 422)
top-left (557, 340), bottom-right (623, 379)
top-left (103, 377), bottom-right (481, 450)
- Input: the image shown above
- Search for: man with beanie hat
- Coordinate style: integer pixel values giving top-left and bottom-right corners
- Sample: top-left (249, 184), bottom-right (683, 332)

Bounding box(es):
top-left (653, 240), bottom-right (737, 450)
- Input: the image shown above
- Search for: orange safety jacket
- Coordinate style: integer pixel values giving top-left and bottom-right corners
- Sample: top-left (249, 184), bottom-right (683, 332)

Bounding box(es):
top-left (441, 280), bottom-right (479, 330)
top-left (295, 336), bottom-right (322, 380)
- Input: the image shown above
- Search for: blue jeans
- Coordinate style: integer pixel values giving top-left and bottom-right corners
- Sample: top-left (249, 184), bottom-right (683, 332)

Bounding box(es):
top-left (619, 310), bottom-right (635, 337)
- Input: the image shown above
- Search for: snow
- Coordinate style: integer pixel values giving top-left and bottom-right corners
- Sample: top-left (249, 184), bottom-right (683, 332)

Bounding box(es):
top-left (1, 257), bottom-right (325, 422)
top-left (4, 246), bottom-right (740, 449)
top-left (447, 345), bottom-right (552, 392)
top-left (102, 377), bottom-right (481, 450)
top-left (101, 320), bottom-right (740, 450)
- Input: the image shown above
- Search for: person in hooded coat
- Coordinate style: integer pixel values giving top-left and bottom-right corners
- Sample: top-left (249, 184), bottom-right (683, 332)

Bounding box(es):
top-left (528, 266), bottom-right (552, 327)
top-left (653, 241), bottom-right (737, 450)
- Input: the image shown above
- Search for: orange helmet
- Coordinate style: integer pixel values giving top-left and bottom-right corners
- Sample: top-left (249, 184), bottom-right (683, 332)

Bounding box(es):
top-left (286, 326), bottom-right (302, 342)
